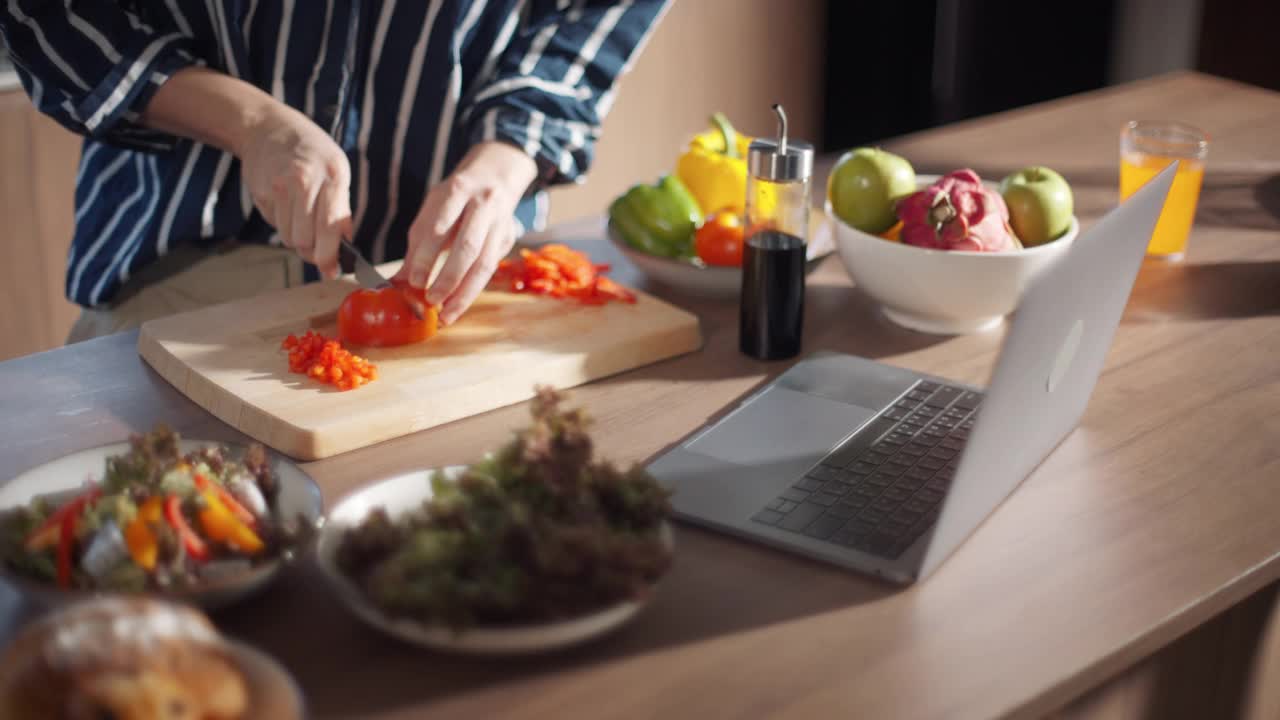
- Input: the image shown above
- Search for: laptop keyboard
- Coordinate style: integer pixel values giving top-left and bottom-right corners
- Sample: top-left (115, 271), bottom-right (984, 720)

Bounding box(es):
top-left (751, 380), bottom-right (983, 559)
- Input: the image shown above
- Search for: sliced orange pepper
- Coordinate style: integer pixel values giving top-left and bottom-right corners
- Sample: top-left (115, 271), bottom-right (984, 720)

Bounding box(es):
top-left (193, 473), bottom-right (257, 528)
top-left (197, 490), bottom-right (264, 555)
top-left (124, 496), bottom-right (162, 571)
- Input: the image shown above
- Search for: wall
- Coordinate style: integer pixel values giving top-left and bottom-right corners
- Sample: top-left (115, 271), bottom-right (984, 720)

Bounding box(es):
top-left (545, 0), bottom-right (826, 224)
top-left (1108, 0), bottom-right (1204, 84)
top-left (0, 93), bottom-right (81, 361)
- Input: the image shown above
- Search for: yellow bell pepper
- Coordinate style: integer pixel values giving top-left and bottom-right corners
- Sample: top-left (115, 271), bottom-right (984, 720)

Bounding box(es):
top-left (197, 489), bottom-right (264, 555)
top-left (676, 113), bottom-right (751, 215)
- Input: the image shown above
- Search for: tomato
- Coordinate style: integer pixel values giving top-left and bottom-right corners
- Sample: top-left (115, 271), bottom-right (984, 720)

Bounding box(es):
top-left (338, 279), bottom-right (439, 347)
top-left (694, 211), bottom-right (744, 267)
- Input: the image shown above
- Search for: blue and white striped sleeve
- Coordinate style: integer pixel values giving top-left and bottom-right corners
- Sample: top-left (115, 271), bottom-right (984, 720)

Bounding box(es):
top-left (463, 0), bottom-right (671, 187)
top-left (0, 1), bottom-right (198, 152)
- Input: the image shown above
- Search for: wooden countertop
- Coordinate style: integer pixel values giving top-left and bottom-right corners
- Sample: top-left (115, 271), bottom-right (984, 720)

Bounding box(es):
top-left (2, 71), bottom-right (1278, 719)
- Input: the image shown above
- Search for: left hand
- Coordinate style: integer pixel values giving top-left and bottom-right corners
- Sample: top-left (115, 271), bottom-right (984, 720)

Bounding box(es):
top-left (396, 141), bottom-right (538, 325)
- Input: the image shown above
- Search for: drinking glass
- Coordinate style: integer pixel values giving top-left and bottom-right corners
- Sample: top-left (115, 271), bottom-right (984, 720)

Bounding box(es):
top-left (1119, 121), bottom-right (1210, 260)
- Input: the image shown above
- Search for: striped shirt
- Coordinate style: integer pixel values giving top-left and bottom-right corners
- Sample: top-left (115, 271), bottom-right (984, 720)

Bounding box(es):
top-left (0, 0), bottom-right (668, 307)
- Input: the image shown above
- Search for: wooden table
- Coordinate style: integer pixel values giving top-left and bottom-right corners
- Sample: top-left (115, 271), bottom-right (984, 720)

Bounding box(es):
top-left (2, 71), bottom-right (1279, 719)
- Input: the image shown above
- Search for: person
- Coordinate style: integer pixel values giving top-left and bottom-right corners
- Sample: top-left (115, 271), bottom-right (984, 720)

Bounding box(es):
top-left (0, 1), bottom-right (669, 340)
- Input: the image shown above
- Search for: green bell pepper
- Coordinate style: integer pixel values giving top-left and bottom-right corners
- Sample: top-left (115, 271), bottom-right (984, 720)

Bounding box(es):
top-left (608, 174), bottom-right (702, 259)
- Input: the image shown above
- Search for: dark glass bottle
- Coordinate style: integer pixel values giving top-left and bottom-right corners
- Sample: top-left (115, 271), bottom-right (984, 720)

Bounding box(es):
top-left (739, 104), bottom-right (813, 361)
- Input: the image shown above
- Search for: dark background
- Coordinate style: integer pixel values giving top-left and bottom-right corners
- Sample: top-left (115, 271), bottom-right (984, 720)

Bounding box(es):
top-left (821, 0), bottom-right (1280, 151)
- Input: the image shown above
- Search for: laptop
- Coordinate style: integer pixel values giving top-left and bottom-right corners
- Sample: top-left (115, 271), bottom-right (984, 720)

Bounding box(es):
top-left (647, 163), bottom-right (1177, 584)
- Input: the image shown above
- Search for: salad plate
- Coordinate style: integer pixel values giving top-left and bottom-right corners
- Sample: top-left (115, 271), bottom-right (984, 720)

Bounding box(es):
top-left (315, 388), bottom-right (674, 655)
top-left (316, 468), bottom-right (673, 655)
top-left (0, 428), bottom-right (324, 609)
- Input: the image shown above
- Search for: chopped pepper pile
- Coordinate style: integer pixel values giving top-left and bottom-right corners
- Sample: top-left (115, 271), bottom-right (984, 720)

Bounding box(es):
top-left (0, 425), bottom-right (301, 592)
top-left (494, 244), bottom-right (636, 305)
top-left (281, 330), bottom-right (378, 391)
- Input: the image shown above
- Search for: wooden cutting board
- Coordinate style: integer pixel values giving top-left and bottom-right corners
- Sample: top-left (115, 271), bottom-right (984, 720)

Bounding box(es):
top-left (137, 268), bottom-right (701, 460)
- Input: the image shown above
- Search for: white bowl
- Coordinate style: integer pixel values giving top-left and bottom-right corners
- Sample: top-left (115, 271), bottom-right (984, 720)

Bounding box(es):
top-left (0, 439), bottom-right (324, 610)
top-left (316, 467), bottom-right (673, 655)
top-left (607, 212), bottom-right (836, 299)
top-left (828, 175), bottom-right (1078, 334)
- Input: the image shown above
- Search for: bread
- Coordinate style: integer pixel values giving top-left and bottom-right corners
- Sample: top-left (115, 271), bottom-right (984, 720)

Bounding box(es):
top-left (0, 597), bottom-right (249, 720)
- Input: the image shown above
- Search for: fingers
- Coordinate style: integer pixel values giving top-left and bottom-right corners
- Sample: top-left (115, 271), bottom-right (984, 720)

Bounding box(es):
top-left (399, 197), bottom-right (448, 289)
top-left (397, 176), bottom-right (478, 289)
top-left (290, 176), bottom-right (321, 263)
top-left (273, 181), bottom-right (295, 257)
top-left (427, 198), bottom-right (495, 308)
top-left (253, 191), bottom-right (278, 228)
top-left (439, 216), bottom-right (513, 325)
top-left (313, 165), bottom-right (352, 279)
top-left (431, 175), bottom-right (472, 239)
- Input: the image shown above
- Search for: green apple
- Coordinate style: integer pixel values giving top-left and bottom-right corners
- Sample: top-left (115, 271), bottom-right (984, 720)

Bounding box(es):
top-left (828, 147), bottom-right (916, 233)
top-left (999, 166), bottom-right (1074, 246)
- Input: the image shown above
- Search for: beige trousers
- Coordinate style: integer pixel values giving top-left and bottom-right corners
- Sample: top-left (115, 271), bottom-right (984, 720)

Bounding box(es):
top-left (66, 243), bottom-right (306, 344)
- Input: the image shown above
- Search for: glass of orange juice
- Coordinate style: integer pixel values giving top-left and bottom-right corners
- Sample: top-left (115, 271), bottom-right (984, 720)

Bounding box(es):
top-left (1119, 121), bottom-right (1210, 260)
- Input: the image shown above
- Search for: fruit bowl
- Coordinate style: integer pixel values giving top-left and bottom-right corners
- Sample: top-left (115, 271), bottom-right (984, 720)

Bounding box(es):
top-left (607, 209), bottom-right (836, 299)
top-left (828, 175), bottom-right (1079, 334)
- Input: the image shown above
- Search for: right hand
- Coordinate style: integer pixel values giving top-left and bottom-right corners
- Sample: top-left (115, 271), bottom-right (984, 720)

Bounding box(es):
top-left (237, 104), bottom-right (352, 278)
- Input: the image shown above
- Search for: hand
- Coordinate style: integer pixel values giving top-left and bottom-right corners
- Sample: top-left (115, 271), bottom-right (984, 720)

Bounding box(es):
top-left (397, 141), bottom-right (538, 324)
top-left (237, 104), bottom-right (352, 278)
top-left (141, 68), bottom-right (352, 277)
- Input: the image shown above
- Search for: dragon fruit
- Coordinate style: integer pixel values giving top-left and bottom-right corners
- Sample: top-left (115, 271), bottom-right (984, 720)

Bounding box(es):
top-left (897, 169), bottom-right (1020, 252)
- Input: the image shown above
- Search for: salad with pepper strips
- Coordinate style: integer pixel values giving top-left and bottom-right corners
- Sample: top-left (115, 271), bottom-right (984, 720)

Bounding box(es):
top-left (0, 425), bottom-right (305, 592)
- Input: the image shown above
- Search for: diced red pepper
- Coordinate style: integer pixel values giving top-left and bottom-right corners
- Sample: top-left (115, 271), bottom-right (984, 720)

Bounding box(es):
top-left (280, 330), bottom-right (377, 391)
top-left (164, 495), bottom-right (209, 562)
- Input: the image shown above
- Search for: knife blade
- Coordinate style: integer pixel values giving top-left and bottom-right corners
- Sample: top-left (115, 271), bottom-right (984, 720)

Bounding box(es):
top-left (339, 239), bottom-right (425, 320)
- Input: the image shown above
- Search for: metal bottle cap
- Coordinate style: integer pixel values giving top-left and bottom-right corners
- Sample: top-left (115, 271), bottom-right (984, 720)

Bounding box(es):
top-left (747, 104), bottom-right (813, 182)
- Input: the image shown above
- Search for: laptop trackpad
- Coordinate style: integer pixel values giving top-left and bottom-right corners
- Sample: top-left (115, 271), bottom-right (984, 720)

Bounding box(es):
top-left (686, 386), bottom-right (876, 468)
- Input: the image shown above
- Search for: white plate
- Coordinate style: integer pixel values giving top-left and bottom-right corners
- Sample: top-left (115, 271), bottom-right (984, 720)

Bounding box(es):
top-left (608, 212), bottom-right (836, 299)
top-left (0, 439), bottom-right (324, 610)
top-left (230, 640), bottom-right (307, 720)
top-left (316, 467), bottom-right (673, 655)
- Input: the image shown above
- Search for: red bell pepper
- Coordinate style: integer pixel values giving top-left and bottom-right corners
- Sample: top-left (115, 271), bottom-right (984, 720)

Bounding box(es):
top-left (56, 506), bottom-right (77, 588)
top-left (26, 485), bottom-right (100, 551)
top-left (164, 495), bottom-right (209, 562)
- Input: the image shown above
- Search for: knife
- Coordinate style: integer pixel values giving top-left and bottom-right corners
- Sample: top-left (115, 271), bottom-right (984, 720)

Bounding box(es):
top-left (339, 239), bottom-right (426, 320)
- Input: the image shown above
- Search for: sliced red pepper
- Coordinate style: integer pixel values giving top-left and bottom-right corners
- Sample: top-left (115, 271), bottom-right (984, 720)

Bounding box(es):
top-left (594, 276), bottom-right (638, 304)
top-left (26, 486), bottom-right (100, 550)
top-left (193, 473), bottom-right (258, 528)
top-left (164, 495), bottom-right (209, 562)
top-left (493, 245), bottom-right (635, 306)
top-left (56, 505), bottom-right (77, 588)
